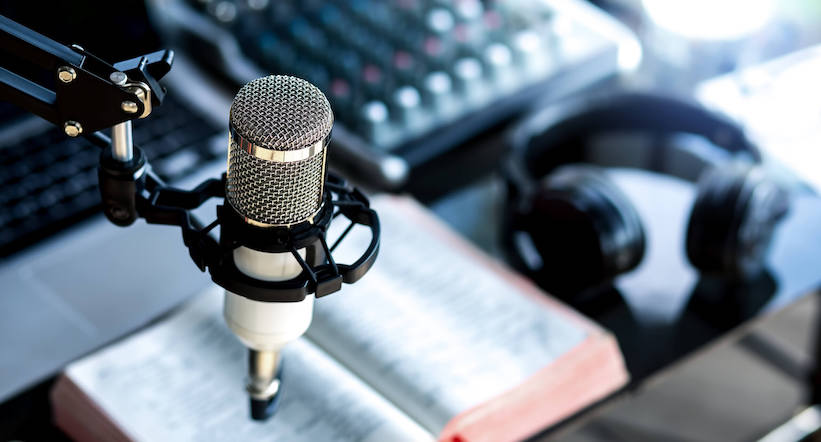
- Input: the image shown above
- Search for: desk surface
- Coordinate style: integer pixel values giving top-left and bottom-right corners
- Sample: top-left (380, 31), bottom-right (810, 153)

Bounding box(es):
top-left (551, 287), bottom-right (820, 441)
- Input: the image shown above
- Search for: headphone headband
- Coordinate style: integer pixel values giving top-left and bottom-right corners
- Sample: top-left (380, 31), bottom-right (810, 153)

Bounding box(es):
top-left (510, 92), bottom-right (760, 181)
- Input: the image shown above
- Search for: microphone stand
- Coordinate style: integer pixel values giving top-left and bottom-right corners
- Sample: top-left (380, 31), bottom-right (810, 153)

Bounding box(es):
top-left (0, 14), bottom-right (380, 420)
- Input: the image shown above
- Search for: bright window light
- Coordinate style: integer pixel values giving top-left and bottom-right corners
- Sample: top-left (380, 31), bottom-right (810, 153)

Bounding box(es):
top-left (642, 0), bottom-right (776, 40)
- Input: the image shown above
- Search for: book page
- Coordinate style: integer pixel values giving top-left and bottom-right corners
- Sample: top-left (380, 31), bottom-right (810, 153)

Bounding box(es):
top-left (65, 288), bottom-right (433, 442)
top-left (309, 196), bottom-right (588, 432)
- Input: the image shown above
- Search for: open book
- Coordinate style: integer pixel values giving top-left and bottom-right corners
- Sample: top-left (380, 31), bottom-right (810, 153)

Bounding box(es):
top-left (51, 195), bottom-right (628, 442)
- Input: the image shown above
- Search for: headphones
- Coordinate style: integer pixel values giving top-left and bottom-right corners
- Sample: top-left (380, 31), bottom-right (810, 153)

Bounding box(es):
top-left (503, 92), bottom-right (790, 298)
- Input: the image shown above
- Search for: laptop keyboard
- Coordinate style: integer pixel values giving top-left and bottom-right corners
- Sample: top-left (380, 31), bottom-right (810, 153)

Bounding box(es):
top-left (0, 97), bottom-right (223, 258)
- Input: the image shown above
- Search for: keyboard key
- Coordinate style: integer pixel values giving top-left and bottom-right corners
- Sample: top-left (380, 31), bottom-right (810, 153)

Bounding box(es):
top-left (5, 182), bottom-right (29, 203)
top-left (453, 57), bottom-right (483, 96)
top-left (288, 18), bottom-right (327, 56)
top-left (395, 0), bottom-right (423, 16)
top-left (61, 139), bottom-right (87, 157)
top-left (422, 36), bottom-right (449, 67)
top-left (333, 48), bottom-right (363, 81)
top-left (423, 71), bottom-right (454, 112)
top-left (484, 42), bottom-right (514, 79)
top-left (360, 2), bottom-right (398, 32)
top-left (392, 50), bottom-right (420, 80)
top-left (259, 34), bottom-right (297, 71)
top-left (155, 150), bottom-right (200, 180)
top-left (153, 125), bottom-right (206, 157)
top-left (317, 4), bottom-right (354, 39)
top-left (38, 187), bottom-right (63, 207)
top-left (427, 8), bottom-right (455, 35)
top-left (12, 159), bottom-right (34, 179)
top-left (454, 0), bottom-right (483, 22)
top-left (512, 30), bottom-right (551, 75)
top-left (208, 0), bottom-right (238, 24)
top-left (69, 187), bottom-right (99, 211)
top-left (362, 64), bottom-right (387, 97)
top-left (316, 3), bottom-right (343, 28)
top-left (360, 100), bottom-right (390, 145)
top-left (483, 9), bottom-right (503, 30)
top-left (297, 0), bottom-right (324, 14)
top-left (11, 200), bottom-right (37, 220)
top-left (329, 78), bottom-right (354, 115)
top-left (246, 0), bottom-right (268, 11)
top-left (25, 173), bottom-right (53, 194)
top-left (66, 169), bottom-right (96, 194)
top-left (346, 0), bottom-right (375, 20)
top-left (392, 85), bottom-right (423, 128)
top-left (269, 1), bottom-right (296, 25)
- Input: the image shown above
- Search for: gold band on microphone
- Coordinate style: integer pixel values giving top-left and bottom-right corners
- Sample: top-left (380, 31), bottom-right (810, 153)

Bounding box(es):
top-left (229, 126), bottom-right (326, 163)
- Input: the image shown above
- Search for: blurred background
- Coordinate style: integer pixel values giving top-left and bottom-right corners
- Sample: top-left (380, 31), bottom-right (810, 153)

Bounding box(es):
top-left (2, 0), bottom-right (821, 440)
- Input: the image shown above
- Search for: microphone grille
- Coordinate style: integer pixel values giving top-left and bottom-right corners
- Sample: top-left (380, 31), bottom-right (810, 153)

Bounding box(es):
top-left (227, 76), bottom-right (333, 226)
top-left (229, 75), bottom-right (333, 151)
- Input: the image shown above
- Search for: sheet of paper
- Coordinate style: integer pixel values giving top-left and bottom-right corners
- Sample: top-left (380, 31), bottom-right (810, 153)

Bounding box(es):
top-left (310, 196), bottom-right (588, 432)
top-left (66, 289), bottom-right (433, 442)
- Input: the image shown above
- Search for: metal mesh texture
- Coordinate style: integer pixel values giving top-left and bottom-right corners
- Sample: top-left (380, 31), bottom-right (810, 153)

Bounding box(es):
top-left (226, 135), bottom-right (326, 225)
top-left (229, 75), bottom-right (333, 151)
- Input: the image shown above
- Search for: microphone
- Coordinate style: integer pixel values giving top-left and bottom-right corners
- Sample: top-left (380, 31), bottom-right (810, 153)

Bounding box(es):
top-left (99, 70), bottom-right (378, 421)
top-left (222, 75), bottom-right (333, 419)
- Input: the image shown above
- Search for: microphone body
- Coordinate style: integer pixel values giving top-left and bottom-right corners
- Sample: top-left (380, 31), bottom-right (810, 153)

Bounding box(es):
top-left (224, 247), bottom-right (313, 417)
top-left (224, 248), bottom-right (312, 352)
top-left (221, 75), bottom-right (333, 419)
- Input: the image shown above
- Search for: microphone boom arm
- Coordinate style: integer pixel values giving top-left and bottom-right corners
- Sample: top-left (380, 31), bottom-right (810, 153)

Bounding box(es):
top-left (0, 15), bottom-right (173, 136)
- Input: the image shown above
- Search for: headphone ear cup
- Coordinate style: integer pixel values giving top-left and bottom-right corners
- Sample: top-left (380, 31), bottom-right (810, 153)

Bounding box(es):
top-left (509, 165), bottom-right (646, 296)
top-left (686, 163), bottom-right (789, 277)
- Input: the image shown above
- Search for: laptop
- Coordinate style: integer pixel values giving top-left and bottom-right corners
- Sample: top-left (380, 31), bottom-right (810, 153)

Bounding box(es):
top-left (0, 4), bottom-right (233, 401)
